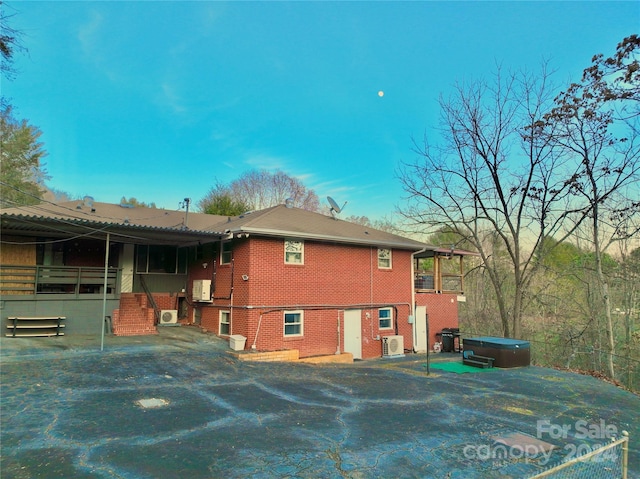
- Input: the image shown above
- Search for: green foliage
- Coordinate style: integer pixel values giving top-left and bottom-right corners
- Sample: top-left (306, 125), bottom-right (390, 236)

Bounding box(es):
top-left (199, 192), bottom-right (249, 216)
top-left (119, 197), bottom-right (157, 208)
top-left (0, 105), bottom-right (48, 207)
top-left (538, 236), bottom-right (583, 270)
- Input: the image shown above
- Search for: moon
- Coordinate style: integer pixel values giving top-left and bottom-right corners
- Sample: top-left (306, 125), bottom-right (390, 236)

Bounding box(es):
top-left (378, 90), bottom-right (384, 97)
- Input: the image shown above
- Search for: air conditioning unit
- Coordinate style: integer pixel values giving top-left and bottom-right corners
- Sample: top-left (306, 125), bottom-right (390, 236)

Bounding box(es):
top-left (159, 309), bottom-right (178, 325)
top-left (382, 335), bottom-right (405, 358)
top-left (193, 279), bottom-right (212, 302)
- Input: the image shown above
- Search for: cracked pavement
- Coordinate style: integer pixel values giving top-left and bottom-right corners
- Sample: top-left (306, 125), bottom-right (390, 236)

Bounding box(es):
top-left (1, 327), bottom-right (638, 478)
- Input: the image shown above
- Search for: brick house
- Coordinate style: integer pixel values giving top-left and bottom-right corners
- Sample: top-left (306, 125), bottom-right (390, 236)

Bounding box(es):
top-left (1, 199), bottom-right (473, 359)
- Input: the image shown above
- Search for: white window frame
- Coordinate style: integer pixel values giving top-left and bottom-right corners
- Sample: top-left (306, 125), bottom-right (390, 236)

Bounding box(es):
top-left (378, 248), bottom-right (392, 269)
top-left (378, 307), bottom-right (393, 330)
top-left (284, 310), bottom-right (304, 337)
top-left (219, 310), bottom-right (230, 336)
top-left (284, 239), bottom-right (304, 264)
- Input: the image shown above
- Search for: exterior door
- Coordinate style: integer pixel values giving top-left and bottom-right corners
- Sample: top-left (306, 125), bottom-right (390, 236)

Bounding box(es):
top-left (120, 244), bottom-right (135, 293)
top-left (415, 306), bottom-right (428, 352)
top-left (343, 310), bottom-right (362, 360)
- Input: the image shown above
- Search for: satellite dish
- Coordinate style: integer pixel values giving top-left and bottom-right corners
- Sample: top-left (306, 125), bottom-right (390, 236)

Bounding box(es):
top-left (327, 196), bottom-right (341, 213)
top-left (327, 196), bottom-right (347, 219)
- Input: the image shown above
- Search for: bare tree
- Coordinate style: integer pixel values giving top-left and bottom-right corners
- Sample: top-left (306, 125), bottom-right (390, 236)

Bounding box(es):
top-left (542, 36), bottom-right (640, 378)
top-left (398, 66), bottom-right (581, 339)
top-left (198, 169), bottom-right (320, 214)
top-left (344, 214), bottom-right (402, 234)
top-left (1, 1), bottom-right (25, 82)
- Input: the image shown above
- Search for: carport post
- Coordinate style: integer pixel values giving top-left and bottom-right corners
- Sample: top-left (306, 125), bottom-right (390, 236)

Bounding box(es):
top-left (100, 233), bottom-right (110, 351)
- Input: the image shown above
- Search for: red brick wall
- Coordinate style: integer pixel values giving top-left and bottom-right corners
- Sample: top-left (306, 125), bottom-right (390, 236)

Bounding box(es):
top-left (189, 237), bottom-right (458, 359)
top-left (416, 292), bottom-right (459, 349)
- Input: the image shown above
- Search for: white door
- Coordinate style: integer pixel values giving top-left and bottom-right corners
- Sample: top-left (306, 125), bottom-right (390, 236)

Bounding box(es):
top-left (415, 306), bottom-right (428, 352)
top-left (344, 310), bottom-right (362, 359)
top-left (120, 244), bottom-right (135, 293)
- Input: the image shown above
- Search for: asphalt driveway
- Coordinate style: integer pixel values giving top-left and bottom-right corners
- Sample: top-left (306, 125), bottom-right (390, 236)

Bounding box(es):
top-left (1, 326), bottom-right (638, 478)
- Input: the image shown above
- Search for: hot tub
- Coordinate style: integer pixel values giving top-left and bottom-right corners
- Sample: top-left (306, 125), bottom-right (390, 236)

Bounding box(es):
top-left (462, 337), bottom-right (530, 368)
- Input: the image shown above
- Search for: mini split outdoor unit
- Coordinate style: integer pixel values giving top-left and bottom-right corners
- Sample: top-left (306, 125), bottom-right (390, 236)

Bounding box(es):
top-left (159, 310), bottom-right (178, 325)
top-left (192, 279), bottom-right (212, 302)
top-left (382, 335), bottom-right (405, 358)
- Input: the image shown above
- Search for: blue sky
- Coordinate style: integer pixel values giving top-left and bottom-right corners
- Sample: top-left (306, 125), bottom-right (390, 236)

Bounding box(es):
top-left (4, 1), bottom-right (639, 219)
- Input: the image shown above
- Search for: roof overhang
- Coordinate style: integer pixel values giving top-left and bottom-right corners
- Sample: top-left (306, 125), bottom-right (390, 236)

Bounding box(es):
top-left (228, 226), bottom-right (428, 251)
top-left (413, 247), bottom-right (480, 259)
top-left (1, 215), bottom-right (224, 246)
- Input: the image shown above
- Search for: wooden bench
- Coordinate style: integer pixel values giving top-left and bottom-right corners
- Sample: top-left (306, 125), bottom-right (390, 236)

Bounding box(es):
top-left (6, 316), bottom-right (66, 337)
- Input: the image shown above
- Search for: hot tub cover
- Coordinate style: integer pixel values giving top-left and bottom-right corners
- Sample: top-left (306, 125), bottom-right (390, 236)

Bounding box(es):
top-left (464, 337), bottom-right (530, 350)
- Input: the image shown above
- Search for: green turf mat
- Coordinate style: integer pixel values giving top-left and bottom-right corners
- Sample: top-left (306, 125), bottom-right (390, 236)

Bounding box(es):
top-left (427, 361), bottom-right (496, 374)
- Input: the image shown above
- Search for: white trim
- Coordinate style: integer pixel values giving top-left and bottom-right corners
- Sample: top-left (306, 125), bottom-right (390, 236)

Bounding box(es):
top-left (284, 310), bottom-right (304, 337)
top-left (284, 239), bottom-right (304, 264)
top-left (378, 307), bottom-right (393, 330)
top-left (219, 310), bottom-right (230, 336)
top-left (377, 248), bottom-right (392, 269)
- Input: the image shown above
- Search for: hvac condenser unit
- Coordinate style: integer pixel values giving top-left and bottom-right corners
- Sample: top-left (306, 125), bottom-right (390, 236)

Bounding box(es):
top-left (159, 310), bottom-right (178, 325)
top-left (192, 279), bottom-right (212, 302)
top-left (382, 335), bottom-right (405, 358)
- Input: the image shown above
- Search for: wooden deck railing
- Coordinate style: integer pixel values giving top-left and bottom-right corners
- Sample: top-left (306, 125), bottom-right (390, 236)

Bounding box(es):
top-left (0, 265), bottom-right (118, 296)
top-left (414, 273), bottom-right (463, 294)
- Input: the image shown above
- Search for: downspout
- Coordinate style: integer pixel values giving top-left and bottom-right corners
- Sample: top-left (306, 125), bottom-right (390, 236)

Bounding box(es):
top-left (370, 247), bottom-right (374, 308)
top-left (229, 257), bottom-right (235, 335)
top-left (336, 311), bottom-right (341, 355)
top-left (100, 232), bottom-right (111, 352)
top-left (411, 247), bottom-right (428, 353)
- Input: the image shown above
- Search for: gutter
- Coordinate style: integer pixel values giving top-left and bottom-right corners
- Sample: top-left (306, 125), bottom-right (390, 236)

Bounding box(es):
top-left (229, 226), bottom-right (427, 251)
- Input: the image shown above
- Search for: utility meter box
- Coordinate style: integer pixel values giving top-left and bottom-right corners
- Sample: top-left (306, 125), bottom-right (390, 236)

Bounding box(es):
top-left (192, 279), bottom-right (212, 302)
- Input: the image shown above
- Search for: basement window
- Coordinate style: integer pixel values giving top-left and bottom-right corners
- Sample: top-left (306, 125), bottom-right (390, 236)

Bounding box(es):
top-left (284, 311), bottom-right (303, 337)
top-left (378, 308), bottom-right (393, 330)
top-left (219, 310), bottom-right (230, 336)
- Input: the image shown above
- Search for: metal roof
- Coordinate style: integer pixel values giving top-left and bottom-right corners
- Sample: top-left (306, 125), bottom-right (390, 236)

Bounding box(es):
top-left (0, 200), bottom-right (226, 245)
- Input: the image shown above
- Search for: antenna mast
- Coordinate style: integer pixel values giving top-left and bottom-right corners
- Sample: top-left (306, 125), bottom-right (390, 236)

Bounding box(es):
top-left (181, 198), bottom-right (191, 229)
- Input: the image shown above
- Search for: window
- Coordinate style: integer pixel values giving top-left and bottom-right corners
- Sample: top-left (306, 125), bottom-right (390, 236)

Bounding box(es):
top-left (220, 241), bottom-right (232, 265)
top-left (219, 311), bottom-right (230, 336)
top-left (378, 308), bottom-right (393, 330)
top-left (135, 245), bottom-right (187, 274)
top-left (284, 311), bottom-right (303, 337)
top-left (284, 239), bottom-right (304, 264)
top-left (378, 248), bottom-right (391, 269)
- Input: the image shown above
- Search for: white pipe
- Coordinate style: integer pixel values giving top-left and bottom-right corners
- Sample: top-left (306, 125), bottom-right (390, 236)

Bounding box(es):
top-left (251, 313), bottom-right (263, 350)
top-left (336, 311), bottom-right (341, 355)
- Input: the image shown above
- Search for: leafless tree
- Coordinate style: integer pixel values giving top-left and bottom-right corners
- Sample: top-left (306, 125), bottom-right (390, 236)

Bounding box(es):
top-left (198, 169), bottom-right (320, 214)
top-left (1, 2), bottom-right (25, 82)
top-left (398, 65), bottom-right (584, 339)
